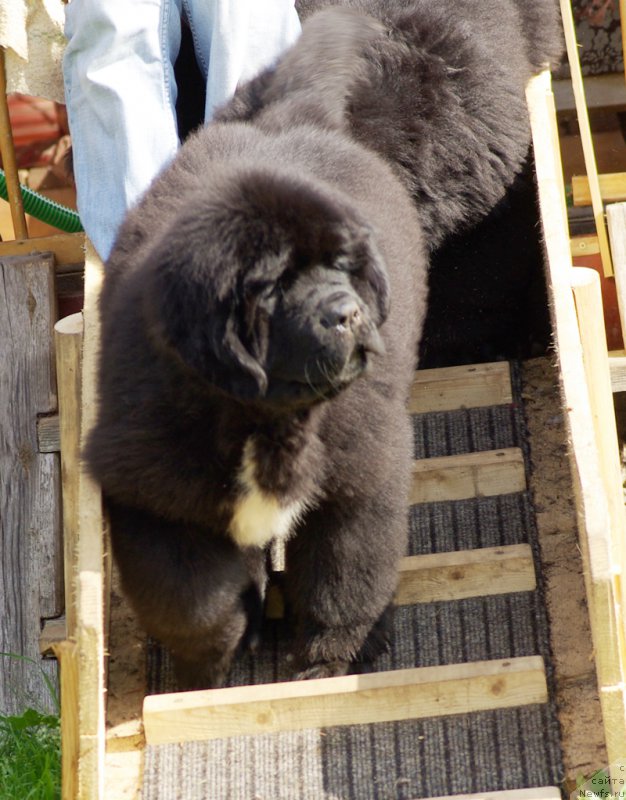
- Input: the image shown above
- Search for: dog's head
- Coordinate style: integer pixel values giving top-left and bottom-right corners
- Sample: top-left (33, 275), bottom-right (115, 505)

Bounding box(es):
top-left (143, 167), bottom-right (390, 409)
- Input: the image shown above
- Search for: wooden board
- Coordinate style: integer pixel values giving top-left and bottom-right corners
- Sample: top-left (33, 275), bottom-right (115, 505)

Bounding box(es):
top-left (527, 71), bottom-right (626, 765)
top-left (266, 544), bottom-right (537, 619)
top-left (553, 73), bottom-right (626, 113)
top-left (52, 241), bottom-right (108, 799)
top-left (410, 448), bottom-right (526, 504)
top-left (143, 656), bottom-right (547, 746)
top-left (427, 790), bottom-right (561, 800)
top-left (0, 232), bottom-right (85, 271)
top-left (395, 544), bottom-right (536, 604)
top-left (573, 172), bottom-right (626, 207)
top-left (607, 203), bottom-right (626, 354)
top-left (0, 252), bottom-right (62, 714)
top-left (409, 362), bottom-right (512, 413)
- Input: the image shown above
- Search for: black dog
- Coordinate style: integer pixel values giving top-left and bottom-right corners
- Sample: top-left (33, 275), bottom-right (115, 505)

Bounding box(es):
top-left (87, 1), bottom-right (562, 688)
top-left (219, 0), bottom-right (563, 366)
top-left (87, 10), bottom-right (427, 688)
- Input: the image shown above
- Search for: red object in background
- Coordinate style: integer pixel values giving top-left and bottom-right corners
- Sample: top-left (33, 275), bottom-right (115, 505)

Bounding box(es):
top-left (3, 94), bottom-right (68, 169)
top-left (572, 244), bottom-right (624, 351)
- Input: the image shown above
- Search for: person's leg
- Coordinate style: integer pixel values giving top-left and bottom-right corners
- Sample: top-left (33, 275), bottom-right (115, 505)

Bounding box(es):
top-left (63, 0), bottom-right (183, 260)
top-left (183, 0), bottom-right (301, 120)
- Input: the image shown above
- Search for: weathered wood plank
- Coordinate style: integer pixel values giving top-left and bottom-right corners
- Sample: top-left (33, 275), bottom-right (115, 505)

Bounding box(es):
top-left (142, 656), bottom-right (547, 745)
top-left (39, 617), bottom-right (67, 656)
top-left (0, 252), bottom-right (61, 714)
top-left (37, 414), bottom-right (60, 453)
top-left (0, 232), bottom-right (85, 271)
top-left (410, 448), bottom-right (526, 504)
top-left (409, 362), bottom-right (512, 413)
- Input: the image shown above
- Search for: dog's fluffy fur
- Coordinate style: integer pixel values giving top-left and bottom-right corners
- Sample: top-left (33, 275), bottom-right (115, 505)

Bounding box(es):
top-left (219, 0), bottom-right (563, 249)
top-left (87, 1), bottom-right (562, 687)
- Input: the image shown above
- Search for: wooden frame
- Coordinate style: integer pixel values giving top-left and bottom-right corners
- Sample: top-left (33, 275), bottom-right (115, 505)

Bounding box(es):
top-left (527, 71), bottom-right (626, 764)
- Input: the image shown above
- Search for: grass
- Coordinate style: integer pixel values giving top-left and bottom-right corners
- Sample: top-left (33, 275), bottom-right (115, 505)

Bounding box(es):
top-left (0, 654), bottom-right (61, 800)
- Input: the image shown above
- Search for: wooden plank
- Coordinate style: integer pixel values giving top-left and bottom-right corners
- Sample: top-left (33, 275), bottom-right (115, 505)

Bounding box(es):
top-left (39, 617), bottom-right (67, 656)
top-left (55, 313), bottom-right (84, 640)
top-left (559, 0), bottom-right (613, 276)
top-left (266, 544), bottom-right (536, 619)
top-left (65, 241), bottom-right (107, 799)
top-left (52, 640), bottom-right (79, 800)
top-left (573, 173), bottom-right (626, 207)
top-left (37, 414), bottom-right (60, 452)
top-left (553, 73), bottom-right (626, 113)
top-left (409, 362), bottom-right (512, 413)
top-left (609, 351), bottom-right (626, 392)
top-left (410, 448), bottom-right (526, 504)
top-left (395, 544), bottom-right (535, 604)
top-left (571, 235), bottom-right (600, 258)
top-left (0, 232), bottom-right (86, 270)
top-left (143, 656), bottom-right (547, 746)
top-left (607, 203), bottom-right (626, 357)
top-left (572, 267), bottom-right (626, 577)
top-left (527, 71), bottom-right (626, 765)
top-left (0, 252), bottom-right (62, 714)
top-left (427, 790), bottom-right (561, 800)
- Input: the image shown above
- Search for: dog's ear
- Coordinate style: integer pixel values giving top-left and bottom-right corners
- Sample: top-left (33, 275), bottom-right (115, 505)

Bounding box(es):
top-left (141, 209), bottom-right (272, 399)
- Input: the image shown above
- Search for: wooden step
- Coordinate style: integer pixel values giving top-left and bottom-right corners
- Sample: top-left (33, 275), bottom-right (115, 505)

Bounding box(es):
top-left (411, 448), bottom-right (527, 504)
top-left (428, 790), bottom-right (562, 800)
top-left (142, 655), bottom-right (548, 746)
top-left (410, 362), bottom-right (513, 413)
top-left (266, 543), bottom-right (537, 618)
top-left (396, 543), bottom-right (535, 604)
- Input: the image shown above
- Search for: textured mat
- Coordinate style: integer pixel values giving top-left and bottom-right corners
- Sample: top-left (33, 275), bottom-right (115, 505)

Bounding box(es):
top-left (141, 362), bottom-right (564, 799)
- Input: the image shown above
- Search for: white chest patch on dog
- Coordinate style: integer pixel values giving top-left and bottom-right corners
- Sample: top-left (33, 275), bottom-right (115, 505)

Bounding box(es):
top-left (229, 439), bottom-right (306, 548)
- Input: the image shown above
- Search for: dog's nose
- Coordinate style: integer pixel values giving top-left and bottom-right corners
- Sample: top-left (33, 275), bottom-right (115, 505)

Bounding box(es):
top-left (320, 294), bottom-right (362, 332)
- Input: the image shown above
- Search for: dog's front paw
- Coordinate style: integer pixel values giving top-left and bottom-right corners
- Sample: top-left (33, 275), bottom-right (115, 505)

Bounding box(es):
top-left (295, 659), bottom-right (351, 681)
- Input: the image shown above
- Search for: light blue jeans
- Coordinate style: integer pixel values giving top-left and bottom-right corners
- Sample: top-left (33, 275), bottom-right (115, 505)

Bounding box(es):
top-left (63, 0), bottom-right (301, 260)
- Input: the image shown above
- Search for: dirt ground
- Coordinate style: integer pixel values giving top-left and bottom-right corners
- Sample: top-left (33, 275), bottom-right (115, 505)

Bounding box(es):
top-left (522, 357), bottom-right (608, 788)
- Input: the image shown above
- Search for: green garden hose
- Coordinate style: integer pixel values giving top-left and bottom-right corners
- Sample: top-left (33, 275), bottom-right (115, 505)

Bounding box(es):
top-left (0, 167), bottom-right (83, 233)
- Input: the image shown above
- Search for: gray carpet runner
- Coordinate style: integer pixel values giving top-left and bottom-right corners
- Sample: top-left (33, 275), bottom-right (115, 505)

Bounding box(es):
top-left (141, 362), bottom-right (564, 799)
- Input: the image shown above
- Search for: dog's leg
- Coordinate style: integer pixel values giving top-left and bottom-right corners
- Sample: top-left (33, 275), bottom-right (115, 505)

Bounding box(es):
top-left (107, 501), bottom-right (267, 689)
top-left (284, 489), bottom-right (408, 680)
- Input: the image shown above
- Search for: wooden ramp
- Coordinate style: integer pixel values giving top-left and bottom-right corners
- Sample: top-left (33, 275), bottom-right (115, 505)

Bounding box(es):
top-left (47, 244), bottom-right (564, 795)
top-left (47, 70), bottom-right (625, 797)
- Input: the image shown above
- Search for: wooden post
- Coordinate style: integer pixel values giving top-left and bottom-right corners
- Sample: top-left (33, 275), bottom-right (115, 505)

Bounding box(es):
top-left (606, 202), bottom-right (626, 353)
top-left (559, 0), bottom-right (613, 276)
top-left (71, 241), bottom-right (106, 799)
top-left (52, 640), bottom-right (79, 800)
top-left (0, 48), bottom-right (28, 240)
top-left (0, 253), bottom-right (62, 714)
top-left (55, 314), bottom-right (84, 640)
